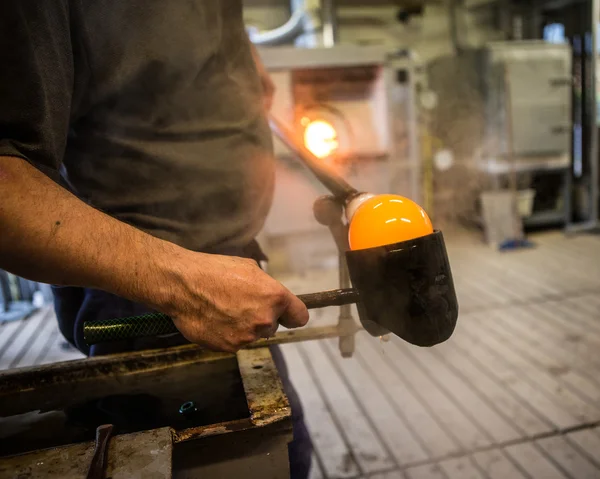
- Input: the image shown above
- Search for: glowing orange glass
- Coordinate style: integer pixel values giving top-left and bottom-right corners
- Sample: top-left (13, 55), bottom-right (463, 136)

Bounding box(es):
top-left (348, 194), bottom-right (433, 250)
top-left (303, 120), bottom-right (339, 158)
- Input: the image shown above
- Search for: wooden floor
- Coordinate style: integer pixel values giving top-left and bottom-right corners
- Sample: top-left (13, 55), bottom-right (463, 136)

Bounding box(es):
top-left (279, 231), bottom-right (600, 479)
top-left (0, 304), bottom-right (83, 371)
top-left (1, 231), bottom-right (600, 478)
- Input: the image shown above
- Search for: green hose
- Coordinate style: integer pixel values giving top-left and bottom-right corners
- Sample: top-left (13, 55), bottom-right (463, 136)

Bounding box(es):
top-left (83, 312), bottom-right (178, 345)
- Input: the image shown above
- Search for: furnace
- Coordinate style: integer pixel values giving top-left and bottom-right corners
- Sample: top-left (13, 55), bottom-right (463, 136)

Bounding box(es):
top-left (258, 45), bottom-right (424, 272)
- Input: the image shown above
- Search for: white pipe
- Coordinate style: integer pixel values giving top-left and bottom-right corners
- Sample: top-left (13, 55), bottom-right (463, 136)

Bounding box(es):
top-left (293, 0), bottom-right (323, 48)
top-left (247, 0), bottom-right (332, 48)
top-left (321, 0), bottom-right (337, 47)
top-left (247, 8), bottom-right (306, 46)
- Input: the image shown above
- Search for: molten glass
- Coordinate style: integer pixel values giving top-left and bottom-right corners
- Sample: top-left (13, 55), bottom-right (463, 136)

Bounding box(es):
top-left (348, 194), bottom-right (433, 250)
top-left (303, 119), bottom-right (339, 158)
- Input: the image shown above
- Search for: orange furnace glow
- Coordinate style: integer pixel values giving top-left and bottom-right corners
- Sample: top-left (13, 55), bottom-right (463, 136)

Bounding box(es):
top-left (303, 119), bottom-right (339, 159)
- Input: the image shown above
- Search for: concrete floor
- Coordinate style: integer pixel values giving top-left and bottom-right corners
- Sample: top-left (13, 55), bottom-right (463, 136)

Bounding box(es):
top-left (1, 231), bottom-right (600, 478)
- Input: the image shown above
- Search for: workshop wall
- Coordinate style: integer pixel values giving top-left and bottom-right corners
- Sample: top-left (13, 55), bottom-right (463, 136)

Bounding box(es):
top-left (244, 1), bottom-right (506, 272)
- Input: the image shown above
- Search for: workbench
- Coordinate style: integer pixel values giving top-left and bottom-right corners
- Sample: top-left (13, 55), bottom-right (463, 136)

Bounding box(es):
top-left (0, 345), bottom-right (293, 478)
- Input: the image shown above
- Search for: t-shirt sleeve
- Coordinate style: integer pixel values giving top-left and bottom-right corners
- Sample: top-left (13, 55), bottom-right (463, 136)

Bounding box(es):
top-left (0, 0), bottom-right (74, 179)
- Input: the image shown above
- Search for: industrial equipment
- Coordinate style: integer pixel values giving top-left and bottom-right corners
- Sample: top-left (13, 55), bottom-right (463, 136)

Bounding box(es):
top-left (0, 114), bottom-right (458, 478)
top-left (81, 115), bottom-right (458, 349)
top-left (477, 41), bottom-right (573, 229)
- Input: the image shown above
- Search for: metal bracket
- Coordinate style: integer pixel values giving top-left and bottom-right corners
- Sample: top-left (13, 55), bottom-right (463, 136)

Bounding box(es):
top-left (313, 195), bottom-right (358, 357)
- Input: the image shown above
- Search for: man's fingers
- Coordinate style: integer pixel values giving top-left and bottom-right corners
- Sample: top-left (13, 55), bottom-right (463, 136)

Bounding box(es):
top-left (256, 322), bottom-right (279, 339)
top-left (278, 292), bottom-right (309, 329)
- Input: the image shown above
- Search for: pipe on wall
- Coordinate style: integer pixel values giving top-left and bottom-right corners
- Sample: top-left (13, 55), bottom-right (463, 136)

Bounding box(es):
top-left (448, 0), bottom-right (462, 54)
top-left (292, 0), bottom-right (323, 48)
top-left (247, 8), bottom-right (306, 46)
top-left (248, 0), bottom-right (338, 48)
top-left (322, 0), bottom-right (338, 47)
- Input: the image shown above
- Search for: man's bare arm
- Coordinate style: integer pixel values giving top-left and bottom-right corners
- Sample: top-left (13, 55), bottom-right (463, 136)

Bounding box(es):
top-left (0, 156), bottom-right (170, 298)
top-left (0, 156), bottom-right (308, 351)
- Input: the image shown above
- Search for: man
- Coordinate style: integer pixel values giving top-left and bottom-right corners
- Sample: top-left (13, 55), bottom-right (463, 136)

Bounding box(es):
top-left (0, 0), bottom-right (312, 477)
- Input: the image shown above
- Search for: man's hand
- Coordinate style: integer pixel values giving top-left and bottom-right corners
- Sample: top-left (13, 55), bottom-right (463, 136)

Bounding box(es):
top-left (161, 253), bottom-right (308, 352)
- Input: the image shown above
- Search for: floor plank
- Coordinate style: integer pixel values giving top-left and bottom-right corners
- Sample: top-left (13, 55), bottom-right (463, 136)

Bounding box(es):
top-left (373, 338), bottom-right (492, 451)
top-left (470, 449), bottom-right (527, 479)
top-left (465, 316), bottom-right (600, 424)
top-left (321, 339), bottom-right (429, 467)
top-left (299, 340), bottom-right (396, 475)
top-left (0, 314), bottom-right (31, 360)
top-left (504, 441), bottom-right (568, 479)
top-left (36, 328), bottom-right (83, 365)
top-left (391, 337), bottom-right (522, 445)
top-left (367, 470), bottom-right (405, 479)
top-left (481, 307), bottom-right (600, 406)
top-left (356, 334), bottom-right (462, 459)
top-left (11, 311), bottom-right (56, 369)
top-left (550, 295), bottom-right (600, 336)
top-left (309, 455), bottom-right (325, 479)
top-left (431, 340), bottom-right (553, 438)
top-left (404, 464), bottom-right (448, 479)
top-left (456, 318), bottom-right (595, 428)
top-left (281, 344), bottom-right (361, 479)
top-left (528, 300), bottom-right (600, 361)
top-left (451, 322), bottom-right (581, 430)
top-left (0, 308), bottom-right (48, 370)
top-left (495, 300), bottom-right (600, 375)
top-left (535, 435), bottom-right (599, 479)
top-left (437, 456), bottom-right (485, 479)
top-left (565, 428), bottom-right (600, 468)
top-left (564, 295), bottom-right (600, 331)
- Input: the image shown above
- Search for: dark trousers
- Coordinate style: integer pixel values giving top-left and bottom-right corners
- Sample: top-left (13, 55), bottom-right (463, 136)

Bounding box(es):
top-left (52, 286), bottom-right (312, 479)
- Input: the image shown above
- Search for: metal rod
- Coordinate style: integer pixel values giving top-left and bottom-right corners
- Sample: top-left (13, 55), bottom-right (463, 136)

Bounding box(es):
top-left (300, 288), bottom-right (359, 308)
top-left (590, 0), bottom-right (599, 226)
top-left (448, 0), bottom-right (462, 54)
top-left (322, 0), bottom-right (338, 48)
top-left (503, 62), bottom-right (522, 241)
top-left (83, 288), bottom-right (360, 345)
top-left (249, 323), bottom-right (361, 349)
top-left (86, 424), bottom-right (113, 479)
top-left (269, 115), bottom-right (358, 202)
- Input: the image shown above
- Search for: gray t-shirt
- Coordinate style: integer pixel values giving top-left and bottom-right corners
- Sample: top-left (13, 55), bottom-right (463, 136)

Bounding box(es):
top-left (0, 0), bottom-right (274, 253)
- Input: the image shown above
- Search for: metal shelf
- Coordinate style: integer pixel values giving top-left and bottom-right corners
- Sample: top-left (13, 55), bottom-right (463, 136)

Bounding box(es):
top-left (523, 209), bottom-right (566, 227)
top-left (477, 155), bottom-right (570, 175)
